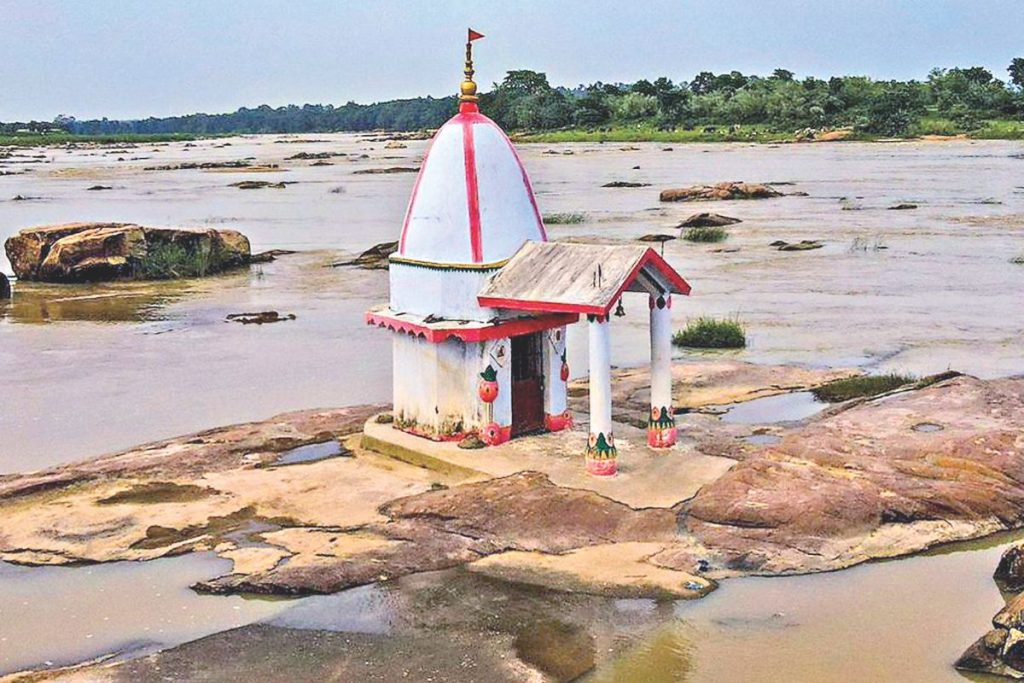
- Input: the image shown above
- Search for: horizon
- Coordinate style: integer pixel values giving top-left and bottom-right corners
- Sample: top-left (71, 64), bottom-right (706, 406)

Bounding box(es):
top-left (2, 0), bottom-right (1023, 122)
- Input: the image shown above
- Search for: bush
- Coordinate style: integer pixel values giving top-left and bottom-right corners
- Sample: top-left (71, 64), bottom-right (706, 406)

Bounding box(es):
top-left (683, 226), bottom-right (728, 242)
top-left (812, 373), bottom-right (916, 402)
top-left (134, 241), bottom-right (214, 279)
top-left (543, 212), bottom-right (587, 224)
top-left (673, 317), bottom-right (746, 348)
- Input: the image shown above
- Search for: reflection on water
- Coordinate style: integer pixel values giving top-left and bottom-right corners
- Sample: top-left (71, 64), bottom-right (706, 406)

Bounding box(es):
top-left (0, 553), bottom-right (288, 676)
top-left (0, 279), bottom-right (192, 324)
top-left (719, 391), bottom-right (826, 424)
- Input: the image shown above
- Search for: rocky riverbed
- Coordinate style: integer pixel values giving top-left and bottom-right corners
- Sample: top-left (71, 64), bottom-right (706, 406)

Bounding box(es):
top-left (2, 134), bottom-right (1024, 680)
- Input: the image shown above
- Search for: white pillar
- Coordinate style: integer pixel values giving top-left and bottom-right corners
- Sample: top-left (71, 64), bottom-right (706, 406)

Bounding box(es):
top-left (543, 327), bottom-right (571, 431)
top-left (648, 294), bottom-right (677, 448)
top-left (586, 313), bottom-right (617, 475)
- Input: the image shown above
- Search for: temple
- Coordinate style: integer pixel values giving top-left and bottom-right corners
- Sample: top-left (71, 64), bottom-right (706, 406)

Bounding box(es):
top-left (366, 30), bottom-right (691, 476)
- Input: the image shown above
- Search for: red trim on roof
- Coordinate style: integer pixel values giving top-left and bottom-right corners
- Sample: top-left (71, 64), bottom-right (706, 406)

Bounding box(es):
top-left (462, 116), bottom-right (483, 263)
top-left (365, 310), bottom-right (578, 343)
top-left (478, 247), bottom-right (691, 316)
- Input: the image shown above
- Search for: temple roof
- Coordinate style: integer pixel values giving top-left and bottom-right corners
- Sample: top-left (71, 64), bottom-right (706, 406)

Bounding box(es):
top-left (395, 103), bottom-right (547, 266)
top-left (477, 241), bottom-right (692, 316)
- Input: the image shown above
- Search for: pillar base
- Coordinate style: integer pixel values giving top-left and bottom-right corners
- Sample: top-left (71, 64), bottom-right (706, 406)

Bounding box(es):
top-left (544, 411), bottom-right (573, 432)
top-left (586, 431), bottom-right (618, 476)
top-left (647, 406), bottom-right (677, 448)
top-left (480, 423), bottom-right (511, 446)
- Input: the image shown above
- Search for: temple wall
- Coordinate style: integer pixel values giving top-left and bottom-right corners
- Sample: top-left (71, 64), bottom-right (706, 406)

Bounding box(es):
top-left (392, 335), bottom-right (512, 439)
top-left (389, 263), bottom-right (502, 322)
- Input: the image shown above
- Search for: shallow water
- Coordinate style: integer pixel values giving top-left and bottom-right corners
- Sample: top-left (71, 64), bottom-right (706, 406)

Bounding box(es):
top-left (13, 531), bottom-right (1014, 681)
top-left (2, 135), bottom-right (1024, 680)
top-left (718, 390), bottom-right (826, 424)
top-left (3, 135), bottom-right (1024, 471)
top-left (0, 554), bottom-right (288, 676)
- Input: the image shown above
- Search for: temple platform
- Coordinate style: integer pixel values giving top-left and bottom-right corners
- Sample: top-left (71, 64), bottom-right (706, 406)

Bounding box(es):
top-left (361, 415), bottom-right (735, 509)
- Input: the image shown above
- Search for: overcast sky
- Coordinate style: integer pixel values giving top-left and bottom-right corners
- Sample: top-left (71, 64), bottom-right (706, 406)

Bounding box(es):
top-left (2, 0), bottom-right (1023, 121)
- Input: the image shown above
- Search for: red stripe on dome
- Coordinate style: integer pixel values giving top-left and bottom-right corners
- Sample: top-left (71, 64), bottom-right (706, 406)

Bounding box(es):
top-left (462, 117), bottom-right (484, 262)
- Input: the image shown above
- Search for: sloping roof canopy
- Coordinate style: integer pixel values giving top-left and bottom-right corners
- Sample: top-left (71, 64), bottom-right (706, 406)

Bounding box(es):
top-left (477, 242), bottom-right (691, 316)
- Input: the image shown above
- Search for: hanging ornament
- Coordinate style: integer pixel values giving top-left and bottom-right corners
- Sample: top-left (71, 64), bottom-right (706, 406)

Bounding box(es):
top-left (478, 364), bottom-right (499, 403)
top-left (559, 351), bottom-right (570, 382)
top-left (614, 299), bottom-right (626, 317)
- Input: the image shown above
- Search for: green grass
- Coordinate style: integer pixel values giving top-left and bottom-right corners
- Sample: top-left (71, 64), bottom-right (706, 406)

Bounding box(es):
top-left (543, 212), bottom-right (587, 224)
top-left (0, 132), bottom-right (210, 147)
top-left (134, 241), bottom-right (215, 280)
top-left (673, 317), bottom-right (746, 349)
top-left (812, 373), bottom-right (916, 403)
top-left (683, 226), bottom-right (728, 243)
top-left (972, 119), bottom-right (1024, 140)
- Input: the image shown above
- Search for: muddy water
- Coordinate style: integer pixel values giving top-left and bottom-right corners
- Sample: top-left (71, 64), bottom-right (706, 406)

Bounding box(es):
top-left (2, 136), bottom-right (1023, 680)
top-left (0, 554), bottom-right (288, 676)
top-left (3, 136), bottom-right (1024, 470)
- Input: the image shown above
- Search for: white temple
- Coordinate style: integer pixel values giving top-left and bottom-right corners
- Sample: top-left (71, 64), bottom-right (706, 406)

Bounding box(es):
top-left (366, 31), bottom-right (691, 476)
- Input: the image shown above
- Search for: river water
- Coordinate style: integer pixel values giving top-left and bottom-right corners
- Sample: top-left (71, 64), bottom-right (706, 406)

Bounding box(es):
top-left (1, 135), bottom-right (1022, 679)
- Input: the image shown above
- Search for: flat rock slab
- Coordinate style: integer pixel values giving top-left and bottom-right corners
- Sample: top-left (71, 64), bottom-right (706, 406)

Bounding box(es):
top-left (683, 375), bottom-right (1024, 575)
top-left (470, 542), bottom-right (714, 599)
top-left (363, 417), bottom-right (735, 508)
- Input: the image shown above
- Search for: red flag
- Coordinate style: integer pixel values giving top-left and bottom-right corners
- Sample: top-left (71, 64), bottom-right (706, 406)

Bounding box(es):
top-left (468, 28), bottom-right (484, 42)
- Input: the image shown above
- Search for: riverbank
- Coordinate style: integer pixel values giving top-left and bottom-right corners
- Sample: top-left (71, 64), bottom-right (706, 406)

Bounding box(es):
top-left (516, 119), bottom-right (1024, 143)
top-left (0, 133), bottom-right (212, 147)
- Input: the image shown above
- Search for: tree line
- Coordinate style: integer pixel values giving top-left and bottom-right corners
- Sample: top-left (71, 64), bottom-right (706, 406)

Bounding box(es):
top-left (4, 59), bottom-right (1023, 138)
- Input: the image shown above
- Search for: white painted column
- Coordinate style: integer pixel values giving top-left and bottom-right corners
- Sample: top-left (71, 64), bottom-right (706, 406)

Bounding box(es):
top-left (648, 294), bottom-right (677, 448)
top-left (543, 327), bottom-right (571, 431)
top-left (586, 313), bottom-right (617, 475)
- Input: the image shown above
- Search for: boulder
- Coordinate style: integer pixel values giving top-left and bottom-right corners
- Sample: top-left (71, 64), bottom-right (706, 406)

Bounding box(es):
top-left (997, 545), bottom-right (1024, 591)
top-left (4, 223), bottom-right (251, 282)
top-left (0, 272), bottom-right (9, 299)
top-left (679, 212), bottom-right (742, 228)
top-left (660, 182), bottom-right (782, 202)
top-left (332, 241), bottom-right (399, 269)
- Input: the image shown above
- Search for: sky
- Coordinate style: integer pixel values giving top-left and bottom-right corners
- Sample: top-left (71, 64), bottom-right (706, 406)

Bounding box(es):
top-left (1, 0), bottom-right (1023, 122)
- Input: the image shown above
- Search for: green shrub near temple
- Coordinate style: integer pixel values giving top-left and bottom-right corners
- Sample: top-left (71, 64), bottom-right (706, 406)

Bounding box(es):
top-left (673, 317), bottom-right (746, 349)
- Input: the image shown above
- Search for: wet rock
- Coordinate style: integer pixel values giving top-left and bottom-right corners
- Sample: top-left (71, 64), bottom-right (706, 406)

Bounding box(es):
top-left (514, 620), bottom-right (596, 682)
top-left (86, 184), bottom-right (113, 191)
top-left (638, 233), bottom-right (676, 243)
top-left (458, 434), bottom-right (486, 449)
top-left (11, 194), bottom-right (41, 201)
top-left (683, 375), bottom-right (1024, 575)
top-left (772, 240), bottom-right (824, 251)
top-left (888, 203), bottom-right (918, 210)
top-left (384, 141), bottom-right (407, 149)
top-left (226, 311), bottom-right (296, 325)
top-left (230, 180), bottom-right (290, 189)
top-left (4, 223), bottom-right (251, 282)
top-left (0, 272), bottom-right (9, 299)
top-left (332, 240), bottom-right (398, 269)
top-left (602, 180), bottom-right (651, 188)
top-left (250, 248), bottom-right (297, 263)
top-left (284, 151), bottom-right (347, 160)
top-left (660, 182), bottom-right (783, 202)
top-left (310, 160), bottom-right (333, 166)
top-left (352, 166), bottom-right (419, 174)
top-left (996, 545), bottom-right (1024, 591)
top-left (143, 160), bottom-right (259, 171)
top-left (679, 212), bottom-right (742, 228)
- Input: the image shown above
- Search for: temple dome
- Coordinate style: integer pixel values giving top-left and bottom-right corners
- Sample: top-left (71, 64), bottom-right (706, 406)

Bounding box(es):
top-left (396, 103), bottom-right (547, 265)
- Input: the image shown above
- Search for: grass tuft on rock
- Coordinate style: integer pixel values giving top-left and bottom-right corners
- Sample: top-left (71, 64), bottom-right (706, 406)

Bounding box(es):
top-left (682, 226), bottom-right (728, 243)
top-left (543, 212), bottom-right (587, 224)
top-left (812, 373), bottom-right (917, 403)
top-left (135, 241), bottom-right (215, 279)
top-left (673, 317), bottom-right (746, 349)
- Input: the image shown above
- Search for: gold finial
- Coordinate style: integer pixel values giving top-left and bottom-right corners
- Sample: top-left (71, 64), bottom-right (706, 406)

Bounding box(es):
top-left (461, 29), bottom-right (485, 103)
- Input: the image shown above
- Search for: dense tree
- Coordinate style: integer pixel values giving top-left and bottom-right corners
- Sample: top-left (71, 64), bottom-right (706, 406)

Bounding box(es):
top-left (8, 62), bottom-right (1022, 139)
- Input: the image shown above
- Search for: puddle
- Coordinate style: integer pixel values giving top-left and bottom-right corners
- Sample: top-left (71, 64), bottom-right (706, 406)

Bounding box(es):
top-left (719, 392), bottom-right (826, 425)
top-left (913, 422), bottom-right (944, 433)
top-left (272, 440), bottom-right (348, 466)
top-left (0, 554), bottom-right (289, 676)
top-left (744, 433), bottom-right (782, 446)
